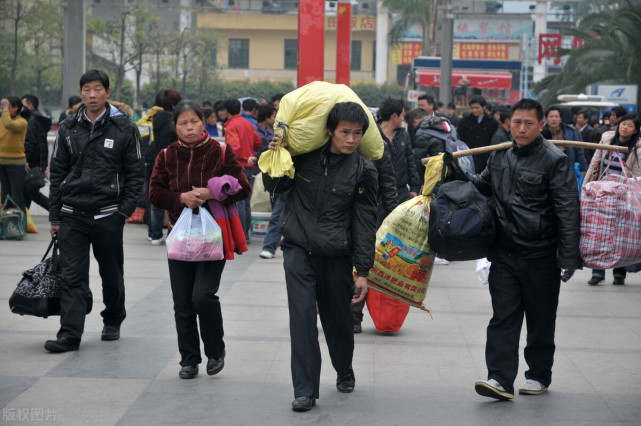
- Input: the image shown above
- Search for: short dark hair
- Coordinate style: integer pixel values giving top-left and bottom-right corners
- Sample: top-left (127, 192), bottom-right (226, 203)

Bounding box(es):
top-left (214, 101), bottom-right (226, 112)
top-left (203, 108), bottom-right (215, 120)
top-left (6, 96), bottom-right (30, 120)
top-left (485, 103), bottom-right (494, 114)
top-left (602, 111), bottom-right (612, 120)
top-left (79, 69), bottom-right (110, 90)
top-left (447, 102), bottom-right (456, 110)
top-left (499, 109), bottom-right (511, 124)
top-left (545, 106), bottom-right (562, 118)
top-left (224, 98), bottom-right (241, 115)
top-left (469, 95), bottom-right (486, 108)
top-left (611, 106), bottom-right (628, 118)
top-left (202, 100), bottom-right (212, 108)
top-left (156, 89), bottom-right (182, 111)
top-left (242, 98), bottom-right (258, 112)
top-left (418, 94), bottom-right (435, 105)
top-left (172, 100), bottom-right (204, 127)
top-left (68, 95), bottom-right (81, 109)
top-left (271, 93), bottom-right (285, 103)
top-left (408, 108), bottom-right (429, 125)
top-left (512, 98), bottom-right (543, 122)
top-left (21, 94), bottom-right (39, 110)
top-left (577, 109), bottom-right (592, 120)
top-left (257, 104), bottom-right (276, 122)
top-left (327, 102), bottom-right (369, 135)
top-left (378, 98), bottom-right (406, 122)
top-left (437, 101), bottom-right (444, 108)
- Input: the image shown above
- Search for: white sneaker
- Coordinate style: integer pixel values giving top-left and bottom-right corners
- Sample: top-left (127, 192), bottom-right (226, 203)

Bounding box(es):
top-left (151, 236), bottom-right (166, 245)
top-left (433, 256), bottom-right (449, 265)
top-left (518, 379), bottom-right (548, 395)
top-left (147, 236), bottom-right (152, 242)
top-left (474, 379), bottom-right (514, 400)
top-left (259, 250), bottom-right (275, 259)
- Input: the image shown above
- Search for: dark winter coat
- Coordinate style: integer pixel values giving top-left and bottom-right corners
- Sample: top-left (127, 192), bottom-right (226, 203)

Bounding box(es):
top-left (457, 113), bottom-right (499, 173)
top-left (412, 116), bottom-right (452, 183)
top-left (263, 143), bottom-right (378, 276)
top-left (490, 126), bottom-right (511, 146)
top-left (542, 123), bottom-right (588, 171)
top-left (49, 103), bottom-right (144, 224)
top-left (372, 139), bottom-right (399, 221)
top-left (25, 110), bottom-right (52, 169)
top-left (382, 126), bottom-right (421, 202)
top-left (466, 136), bottom-right (580, 269)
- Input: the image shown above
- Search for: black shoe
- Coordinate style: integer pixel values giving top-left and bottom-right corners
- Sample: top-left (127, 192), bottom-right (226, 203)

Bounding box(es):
top-left (588, 276), bottom-right (604, 286)
top-left (101, 325), bottom-right (120, 341)
top-left (179, 365), bottom-right (198, 379)
top-left (291, 396), bottom-right (316, 412)
top-left (353, 320), bottom-right (362, 334)
top-left (207, 351), bottom-right (226, 376)
top-left (336, 368), bottom-right (355, 393)
top-left (613, 276), bottom-right (625, 285)
top-left (44, 337), bottom-right (79, 353)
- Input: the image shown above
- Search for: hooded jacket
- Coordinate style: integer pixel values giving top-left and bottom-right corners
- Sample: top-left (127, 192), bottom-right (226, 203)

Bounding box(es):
top-left (49, 103), bottom-right (144, 224)
top-left (412, 116), bottom-right (454, 182)
top-left (381, 126), bottom-right (420, 202)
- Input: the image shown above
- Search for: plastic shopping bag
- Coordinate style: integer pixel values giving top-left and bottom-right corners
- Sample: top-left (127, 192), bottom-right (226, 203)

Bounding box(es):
top-left (363, 155), bottom-right (445, 311)
top-left (259, 81), bottom-right (384, 178)
top-left (476, 258), bottom-right (490, 285)
top-left (166, 207), bottom-right (224, 262)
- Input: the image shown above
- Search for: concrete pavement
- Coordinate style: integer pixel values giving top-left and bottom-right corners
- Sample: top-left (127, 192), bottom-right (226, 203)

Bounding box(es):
top-left (1, 215), bottom-right (640, 425)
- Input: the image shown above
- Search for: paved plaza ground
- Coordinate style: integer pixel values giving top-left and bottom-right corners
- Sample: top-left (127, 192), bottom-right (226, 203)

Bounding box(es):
top-left (1, 214), bottom-right (640, 425)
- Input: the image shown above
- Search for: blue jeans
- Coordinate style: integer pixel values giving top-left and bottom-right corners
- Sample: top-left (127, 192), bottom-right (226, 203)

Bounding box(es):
top-left (262, 191), bottom-right (289, 254)
top-left (237, 168), bottom-right (254, 236)
top-left (148, 204), bottom-right (165, 240)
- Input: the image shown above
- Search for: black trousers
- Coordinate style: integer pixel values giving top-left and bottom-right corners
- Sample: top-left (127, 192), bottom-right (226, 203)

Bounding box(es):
top-left (591, 267), bottom-right (627, 280)
top-left (282, 243), bottom-right (354, 399)
top-left (0, 164), bottom-right (27, 211)
top-left (168, 258), bottom-right (226, 366)
top-left (485, 247), bottom-right (561, 394)
top-left (57, 214), bottom-right (127, 342)
top-left (24, 187), bottom-right (49, 210)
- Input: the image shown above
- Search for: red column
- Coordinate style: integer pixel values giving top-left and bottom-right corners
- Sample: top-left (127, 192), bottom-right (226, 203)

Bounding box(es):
top-left (297, 0), bottom-right (325, 87)
top-left (336, 1), bottom-right (351, 85)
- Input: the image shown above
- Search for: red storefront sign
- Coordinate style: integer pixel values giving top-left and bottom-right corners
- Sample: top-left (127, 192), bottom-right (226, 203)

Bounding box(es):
top-left (538, 33), bottom-right (562, 65)
top-left (417, 71), bottom-right (512, 89)
top-left (454, 43), bottom-right (509, 60)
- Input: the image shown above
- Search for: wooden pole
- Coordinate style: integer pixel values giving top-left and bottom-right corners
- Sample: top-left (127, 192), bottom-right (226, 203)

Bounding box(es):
top-left (421, 140), bottom-right (629, 163)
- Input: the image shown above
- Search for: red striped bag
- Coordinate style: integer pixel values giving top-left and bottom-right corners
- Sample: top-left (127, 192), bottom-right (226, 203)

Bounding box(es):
top-left (580, 167), bottom-right (641, 269)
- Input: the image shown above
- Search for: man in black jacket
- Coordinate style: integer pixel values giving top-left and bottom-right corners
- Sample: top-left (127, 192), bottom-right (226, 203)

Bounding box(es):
top-left (490, 108), bottom-right (511, 145)
top-left (263, 102), bottom-right (378, 412)
top-left (458, 95), bottom-right (499, 173)
top-left (45, 70), bottom-right (143, 353)
top-left (21, 94), bottom-right (51, 210)
top-left (455, 98), bottom-right (580, 400)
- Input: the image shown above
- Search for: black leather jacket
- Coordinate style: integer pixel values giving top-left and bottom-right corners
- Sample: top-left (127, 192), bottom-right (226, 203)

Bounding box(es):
top-left (263, 143), bottom-right (378, 276)
top-left (372, 139), bottom-right (398, 219)
top-left (382, 127), bottom-right (421, 201)
top-left (49, 104), bottom-right (144, 223)
top-left (466, 136), bottom-right (580, 268)
top-left (25, 110), bottom-right (52, 169)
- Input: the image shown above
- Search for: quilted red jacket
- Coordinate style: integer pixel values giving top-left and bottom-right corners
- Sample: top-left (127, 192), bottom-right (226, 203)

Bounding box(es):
top-left (149, 133), bottom-right (251, 227)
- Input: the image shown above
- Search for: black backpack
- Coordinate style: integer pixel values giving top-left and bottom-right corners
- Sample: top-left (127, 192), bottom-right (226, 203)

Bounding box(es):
top-left (428, 180), bottom-right (495, 261)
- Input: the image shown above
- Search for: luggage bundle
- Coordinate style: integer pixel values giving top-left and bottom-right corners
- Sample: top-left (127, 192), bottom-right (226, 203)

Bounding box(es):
top-left (166, 207), bottom-right (224, 262)
top-left (0, 195), bottom-right (26, 240)
top-left (580, 170), bottom-right (641, 269)
top-left (258, 81), bottom-right (384, 178)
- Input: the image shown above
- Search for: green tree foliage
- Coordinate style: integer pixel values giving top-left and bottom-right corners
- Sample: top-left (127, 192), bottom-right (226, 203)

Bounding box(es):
top-left (534, 0), bottom-right (641, 108)
top-left (382, 0), bottom-right (442, 56)
top-left (351, 83), bottom-right (407, 107)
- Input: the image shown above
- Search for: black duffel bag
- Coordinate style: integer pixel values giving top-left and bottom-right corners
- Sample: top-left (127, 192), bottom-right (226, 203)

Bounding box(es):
top-left (9, 236), bottom-right (93, 318)
top-left (428, 180), bottom-right (495, 261)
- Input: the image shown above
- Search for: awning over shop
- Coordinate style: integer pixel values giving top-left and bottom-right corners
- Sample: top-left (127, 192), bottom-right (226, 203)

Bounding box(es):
top-left (417, 70), bottom-right (512, 89)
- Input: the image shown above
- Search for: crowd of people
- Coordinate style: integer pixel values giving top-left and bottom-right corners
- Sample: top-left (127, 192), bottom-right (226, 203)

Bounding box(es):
top-left (3, 71), bottom-right (641, 411)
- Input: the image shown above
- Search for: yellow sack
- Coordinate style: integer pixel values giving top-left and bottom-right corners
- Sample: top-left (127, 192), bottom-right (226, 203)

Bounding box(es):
top-left (26, 208), bottom-right (38, 233)
top-left (258, 81), bottom-right (384, 178)
top-left (365, 155), bottom-right (444, 311)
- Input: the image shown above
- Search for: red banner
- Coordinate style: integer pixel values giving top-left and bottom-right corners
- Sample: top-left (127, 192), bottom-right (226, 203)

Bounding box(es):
top-left (538, 33), bottom-right (562, 65)
top-left (454, 43), bottom-right (509, 60)
top-left (336, 3), bottom-right (351, 85)
top-left (417, 71), bottom-right (512, 89)
top-left (298, 0), bottom-right (325, 86)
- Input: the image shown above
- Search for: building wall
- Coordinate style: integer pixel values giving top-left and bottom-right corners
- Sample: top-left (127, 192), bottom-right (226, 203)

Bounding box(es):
top-left (198, 12), bottom-right (378, 84)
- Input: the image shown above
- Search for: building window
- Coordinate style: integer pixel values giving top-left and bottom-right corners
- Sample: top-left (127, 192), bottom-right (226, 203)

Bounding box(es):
top-left (228, 39), bottom-right (249, 69)
top-left (284, 39), bottom-right (298, 70)
top-left (351, 40), bottom-right (362, 71)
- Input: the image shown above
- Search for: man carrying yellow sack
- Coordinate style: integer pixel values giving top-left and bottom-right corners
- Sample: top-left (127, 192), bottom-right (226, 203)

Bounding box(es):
top-left (263, 102), bottom-right (378, 412)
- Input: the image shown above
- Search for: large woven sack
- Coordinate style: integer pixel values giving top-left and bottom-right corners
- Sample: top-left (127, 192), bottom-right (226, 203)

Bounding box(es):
top-left (259, 81), bottom-right (384, 178)
top-left (363, 155), bottom-right (444, 311)
top-left (580, 174), bottom-right (641, 269)
top-left (250, 172), bottom-right (271, 213)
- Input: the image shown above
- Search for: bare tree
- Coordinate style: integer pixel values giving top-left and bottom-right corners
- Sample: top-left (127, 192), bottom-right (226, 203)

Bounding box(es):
top-left (3, 0), bottom-right (39, 94)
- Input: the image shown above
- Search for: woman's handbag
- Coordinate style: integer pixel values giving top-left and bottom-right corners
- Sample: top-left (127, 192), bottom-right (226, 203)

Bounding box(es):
top-left (166, 206), bottom-right (224, 262)
top-left (24, 167), bottom-right (46, 193)
top-left (9, 236), bottom-right (93, 318)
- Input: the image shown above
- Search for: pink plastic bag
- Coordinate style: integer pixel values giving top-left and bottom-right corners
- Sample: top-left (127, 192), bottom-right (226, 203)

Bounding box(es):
top-left (166, 207), bottom-right (224, 262)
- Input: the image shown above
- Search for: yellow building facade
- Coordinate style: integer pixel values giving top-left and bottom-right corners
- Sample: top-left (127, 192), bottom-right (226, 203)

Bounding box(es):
top-left (197, 12), bottom-right (378, 84)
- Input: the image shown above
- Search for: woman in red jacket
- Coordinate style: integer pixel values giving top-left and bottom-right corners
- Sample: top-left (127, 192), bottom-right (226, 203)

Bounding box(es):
top-left (149, 101), bottom-right (250, 379)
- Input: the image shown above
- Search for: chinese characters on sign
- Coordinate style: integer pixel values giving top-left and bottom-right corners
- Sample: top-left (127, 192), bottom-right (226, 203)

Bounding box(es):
top-left (392, 42), bottom-right (423, 65)
top-left (538, 33), bottom-right (562, 65)
top-left (453, 43), bottom-right (509, 60)
top-left (453, 18), bottom-right (532, 40)
top-left (325, 16), bottom-right (376, 31)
